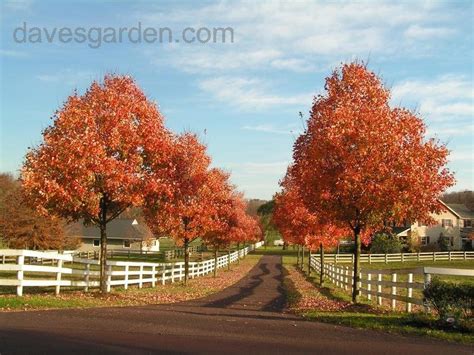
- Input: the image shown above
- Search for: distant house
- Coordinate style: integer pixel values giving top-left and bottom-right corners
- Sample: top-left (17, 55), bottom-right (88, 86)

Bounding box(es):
top-left (410, 200), bottom-right (474, 250)
top-left (66, 218), bottom-right (159, 252)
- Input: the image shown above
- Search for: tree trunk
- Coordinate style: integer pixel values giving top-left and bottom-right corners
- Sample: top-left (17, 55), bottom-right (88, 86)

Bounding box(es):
top-left (283, 241), bottom-right (287, 250)
top-left (184, 238), bottom-right (189, 285)
top-left (319, 243), bottom-right (324, 286)
top-left (308, 248), bottom-right (311, 275)
top-left (99, 195), bottom-right (108, 294)
top-left (297, 245), bottom-right (301, 267)
top-left (301, 245), bottom-right (305, 270)
top-left (213, 248), bottom-right (218, 277)
top-left (352, 226), bottom-right (361, 303)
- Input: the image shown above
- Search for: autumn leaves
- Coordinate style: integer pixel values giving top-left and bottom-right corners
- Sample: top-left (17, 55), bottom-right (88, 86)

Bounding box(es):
top-left (273, 62), bottom-right (454, 303)
top-left (21, 75), bottom-right (261, 292)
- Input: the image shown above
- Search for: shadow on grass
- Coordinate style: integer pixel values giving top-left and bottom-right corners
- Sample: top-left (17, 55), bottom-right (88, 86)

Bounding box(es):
top-left (282, 262), bottom-right (474, 344)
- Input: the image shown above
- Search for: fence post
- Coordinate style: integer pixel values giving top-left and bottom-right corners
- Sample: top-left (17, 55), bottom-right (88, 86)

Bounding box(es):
top-left (106, 265), bottom-right (112, 293)
top-left (369, 254), bottom-right (372, 264)
top-left (84, 263), bottom-right (90, 292)
top-left (139, 265), bottom-right (144, 288)
top-left (152, 266), bottom-right (156, 287)
top-left (433, 252), bottom-right (436, 262)
top-left (401, 253), bottom-right (404, 263)
top-left (448, 251), bottom-right (452, 261)
top-left (423, 272), bottom-right (431, 313)
top-left (17, 255), bottom-right (24, 296)
top-left (55, 258), bottom-right (63, 295)
top-left (124, 265), bottom-right (129, 290)
top-left (377, 273), bottom-right (382, 306)
top-left (344, 267), bottom-right (349, 291)
top-left (367, 273), bottom-right (372, 301)
top-left (391, 272), bottom-right (397, 310)
top-left (417, 252), bottom-right (420, 262)
top-left (406, 273), bottom-right (413, 313)
top-left (162, 264), bottom-right (166, 285)
top-left (464, 251), bottom-right (467, 260)
top-left (385, 254), bottom-right (388, 264)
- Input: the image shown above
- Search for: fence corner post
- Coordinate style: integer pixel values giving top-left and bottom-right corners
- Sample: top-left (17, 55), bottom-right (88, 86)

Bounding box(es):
top-left (17, 254), bottom-right (24, 297)
top-left (55, 258), bottom-right (63, 295)
top-left (423, 270), bottom-right (431, 313)
top-left (406, 273), bottom-right (413, 313)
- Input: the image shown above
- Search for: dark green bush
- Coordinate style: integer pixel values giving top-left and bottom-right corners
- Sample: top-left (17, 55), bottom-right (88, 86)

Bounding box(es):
top-left (369, 233), bottom-right (402, 254)
top-left (423, 278), bottom-right (473, 321)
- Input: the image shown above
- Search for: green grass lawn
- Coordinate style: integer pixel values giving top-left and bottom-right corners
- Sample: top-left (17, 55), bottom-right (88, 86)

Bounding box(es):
top-left (281, 254), bottom-right (474, 344)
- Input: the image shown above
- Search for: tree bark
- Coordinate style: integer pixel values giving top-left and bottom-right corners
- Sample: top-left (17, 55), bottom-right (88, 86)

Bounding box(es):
top-left (184, 238), bottom-right (189, 285)
top-left (308, 248), bottom-right (311, 275)
top-left (301, 245), bottom-right (305, 270)
top-left (99, 195), bottom-right (108, 294)
top-left (319, 243), bottom-right (324, 286)
top-left (297, 244), bottom-right (301, 267)
top-left (352, 226), bottom-right (361, 303)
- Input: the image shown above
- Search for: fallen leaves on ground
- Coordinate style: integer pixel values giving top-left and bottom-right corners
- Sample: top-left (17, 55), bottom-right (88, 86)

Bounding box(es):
top-left (0, 256), bottom-right (260, 312)
top-left (285, 265), bottom-right (351, 312)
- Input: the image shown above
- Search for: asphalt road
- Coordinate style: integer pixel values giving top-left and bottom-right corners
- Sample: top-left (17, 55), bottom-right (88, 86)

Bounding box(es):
top-left (0, 255), bottom-right (472, 354)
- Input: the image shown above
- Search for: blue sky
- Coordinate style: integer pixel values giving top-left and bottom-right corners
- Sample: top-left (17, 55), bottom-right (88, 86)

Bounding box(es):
top-left (1, 0), bottom-right (473, 199)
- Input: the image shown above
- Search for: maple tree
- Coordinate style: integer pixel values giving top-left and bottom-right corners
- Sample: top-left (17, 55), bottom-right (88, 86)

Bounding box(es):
top-left (0, 174), bottom-right (74, 250)
top-left (144, 133), bottom-right (234, 284)
top-left (291, 62), bottom-right (454, 302)
top-left (274, 170), bottom-right (347, 281)
top-left (21, 75), bottom-right (173, 292)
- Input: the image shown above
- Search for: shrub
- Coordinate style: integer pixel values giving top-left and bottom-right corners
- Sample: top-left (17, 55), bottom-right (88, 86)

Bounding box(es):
top-left (437, 237), bottom-right (450, 251)
top-left (423, 278), bottom-right (473, 322)
top-left (369, 233), bottom-right (402, 254)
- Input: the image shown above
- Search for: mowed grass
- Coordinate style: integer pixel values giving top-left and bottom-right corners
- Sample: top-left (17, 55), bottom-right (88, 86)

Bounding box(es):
top-left (280, 252), bottom-right (474, 344)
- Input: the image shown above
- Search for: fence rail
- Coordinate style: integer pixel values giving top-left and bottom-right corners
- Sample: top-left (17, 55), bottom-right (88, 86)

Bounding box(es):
top-left (0, 241), bottom-right (264, 296)
top-left (322, 251), bottom-right (474, 264)
top-left (309, 254), bottom-right (474, 313)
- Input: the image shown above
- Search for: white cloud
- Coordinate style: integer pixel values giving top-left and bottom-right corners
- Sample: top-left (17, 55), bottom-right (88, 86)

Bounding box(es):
top-left (404, 25), bottom-right (455, 40)
top-left (2, 0), bottom-right (33, 11)
top-left (140, 1), bottom-right (459, 74)
top-left (242, 123), bottom-right (301, 135)
top-left (167, 48), bottom-right (281, 73)
top-left (224, 161), bottom-right (289, 177)
top-left (391, 75), bottom-right (474, 121)
top-left (0, 49), bottom-right (27, 57)
top-left (198, 76), bottom-right (313, 110)
top-left (36, 69), bottom-right (95, 86)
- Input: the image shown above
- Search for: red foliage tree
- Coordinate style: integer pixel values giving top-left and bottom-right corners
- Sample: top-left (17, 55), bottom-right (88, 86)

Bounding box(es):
top-left (292, 62), bottom-right (454, 301)
top-left (21, 75), bottom-right (173, 292)
top-left (143, 133), bottom-right (232, 284)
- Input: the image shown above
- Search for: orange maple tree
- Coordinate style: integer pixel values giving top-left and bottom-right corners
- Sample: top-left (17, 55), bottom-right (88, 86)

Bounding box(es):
top-left (291, 62), bottom-right (454, 301)
top-left (143, 133), bottom-right (234, 284)
top-left (21, 75), bottom-right (173, 292)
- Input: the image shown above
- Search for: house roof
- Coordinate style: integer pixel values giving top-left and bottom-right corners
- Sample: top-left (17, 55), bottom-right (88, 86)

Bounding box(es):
top-left (445, 203), bottom-right (474, 219)
top-left (392, 227), bottom-right (410, 236)
top-left (66, 219), bottom-right (153, 241)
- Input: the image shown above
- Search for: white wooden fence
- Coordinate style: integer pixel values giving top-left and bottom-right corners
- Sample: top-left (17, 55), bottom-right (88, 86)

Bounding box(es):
top-left (322, 251), bottom-right (474, 264)
top-left (310, 255), bottom-right (474, 313)
top-left (0, 241), bottom-right (264, 296)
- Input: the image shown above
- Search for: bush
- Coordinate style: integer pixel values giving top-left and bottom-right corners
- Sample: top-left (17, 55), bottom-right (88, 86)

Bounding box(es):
top-left (423, 278), bottom-right (473, 322)
top-left (369, 233), bottom-right (402, 254)
top-left (437, 237), bottom-right (450, 251)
